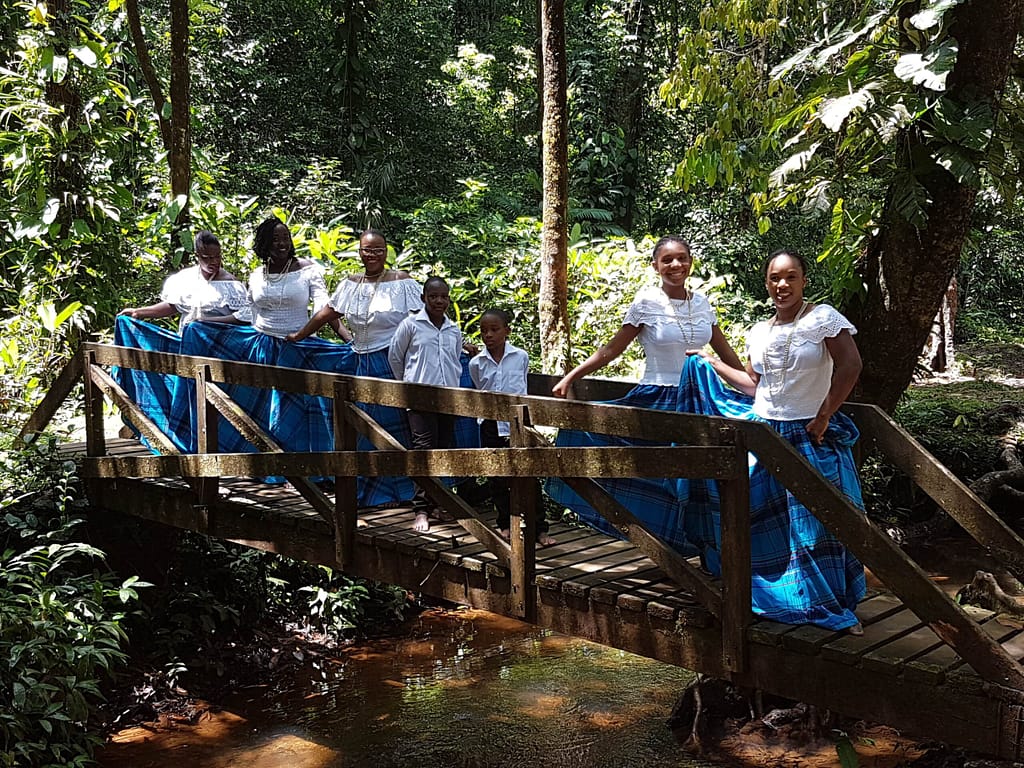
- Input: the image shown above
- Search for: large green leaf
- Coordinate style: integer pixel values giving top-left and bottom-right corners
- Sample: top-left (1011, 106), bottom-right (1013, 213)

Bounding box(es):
top-left (893, 41), bottom-right (958, 91)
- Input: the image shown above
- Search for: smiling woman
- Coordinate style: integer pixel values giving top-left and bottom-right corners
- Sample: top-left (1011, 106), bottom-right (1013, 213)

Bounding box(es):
top-left (694, 249), bottom-right (867, 633)
top-left (545, 235), bottom-right (744, 554)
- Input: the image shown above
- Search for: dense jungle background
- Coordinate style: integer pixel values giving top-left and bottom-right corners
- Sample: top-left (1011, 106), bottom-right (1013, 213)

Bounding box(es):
top-left (3, 0), bottom-right (1024, 763)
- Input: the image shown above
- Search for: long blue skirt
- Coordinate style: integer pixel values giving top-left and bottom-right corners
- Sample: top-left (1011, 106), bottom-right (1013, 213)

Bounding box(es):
top-left (677, 355), bottom-right (866, 631)
top-left (543, 384), bottom-right (691, 553)
top-left (349, 350), bottom-right (481, 507)
top-left (113, 316), bottom-right (192, 453)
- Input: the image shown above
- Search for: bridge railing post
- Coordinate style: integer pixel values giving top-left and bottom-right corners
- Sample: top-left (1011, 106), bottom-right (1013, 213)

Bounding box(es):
top-left (718, 428), bottom-right (750, 675)
top-left (509, 404), bottom-right (538, 622)
top-left (83, 350), bottom-right (106, 458)
top-left (194, 364), bottom-right (219, 505)
top-left (333, 380), bottom-right (359, 570)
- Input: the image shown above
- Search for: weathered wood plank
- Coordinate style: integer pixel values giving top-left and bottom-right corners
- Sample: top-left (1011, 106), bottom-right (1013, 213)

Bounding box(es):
top-left (333, 381), bottom-right (358, 569)
top-left (17, 350), bottom-right (83, 445)
top-left (81, 342), bottom-right (741, 445)
top-left (344, 402), bottom-right (512, 565)
top-left (508, 407), bottom-right (538, 621)
top-left (820, 608), bottom-right (923, 665)
top-left (204, 381), bottom-right (337, 528)
top-left (719, 432), bottom-right (751, 673)
top-left (521, 425), bottom-right (724, 619)
top-left (847, 403), bottom-right (1024, 583)
top-left (89, 364), bottom-right (180, 456)
top-left (80, 445), bottom-right (740, 480)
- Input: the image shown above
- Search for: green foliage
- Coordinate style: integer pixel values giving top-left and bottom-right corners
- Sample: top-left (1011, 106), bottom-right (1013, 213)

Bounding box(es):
top-left (299, 567), bottom-right (407, 636)
top-left (0, 439), bottom-right (138, 767)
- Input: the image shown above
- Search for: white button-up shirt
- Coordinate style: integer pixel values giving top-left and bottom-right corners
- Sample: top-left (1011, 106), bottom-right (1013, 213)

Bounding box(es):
top-left (388, 309), bottom-right (463, 387)
top-left (468, 342), bottom-right (529, 437)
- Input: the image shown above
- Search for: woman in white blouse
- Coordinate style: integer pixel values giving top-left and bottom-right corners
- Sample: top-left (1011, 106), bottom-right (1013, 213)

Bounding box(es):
top-left (700, 249), bottom-right (866, 633)
top-left (546, 235), bottom-right (743, 553)
top-left (288, 229), bottom-right (423, 506)
top-left (207, 216), bottom-right (341, 338)
top-left (119, 231), bottom-right (248, 331)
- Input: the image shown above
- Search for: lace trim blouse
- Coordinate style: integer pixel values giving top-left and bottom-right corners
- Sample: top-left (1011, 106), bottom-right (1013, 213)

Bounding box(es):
top-left (622, 286), bottom-right (717, 386)
top-left (746, 303), bottom-right (857, 421)
top-left (237, 263), bottom-right (330, 339)
top-left (328, 277), bottom-right (424, 353)
top-left (160, 266), bottom-right (249, 333)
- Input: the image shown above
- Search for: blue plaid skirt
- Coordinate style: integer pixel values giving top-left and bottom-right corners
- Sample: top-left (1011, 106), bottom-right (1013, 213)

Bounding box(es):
top-left (544, 384), bottom-right (692, 553)
top-left (113, 316), bottom-right (192, 453)
top-left (677, 355), bottom-right (865, 631)
top-left (352, 349), bottom-right (480, 507)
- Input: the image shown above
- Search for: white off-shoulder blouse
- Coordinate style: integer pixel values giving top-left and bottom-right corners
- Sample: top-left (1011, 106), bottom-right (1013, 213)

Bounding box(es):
top-left (237, 263), bottom-right (330, 339)
top-left (160, 266), bottom-right (250, 333)
top-left (328, 277), bottom-right (424, 353)
top-left (623, 286), bottom-right (717, 386)
top-left (746, 304), bottom-right (857, 421)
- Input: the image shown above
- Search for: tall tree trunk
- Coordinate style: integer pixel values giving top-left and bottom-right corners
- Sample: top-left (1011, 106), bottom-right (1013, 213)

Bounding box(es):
top-left (609, 0), bottom-right (650, 230)
top-left (169, 0), bottom-right (191, 241)
top-left (852, 0), bottom-right (1023, 411)
top-left (538, 0), bottom-right (570, 374)
top-left (45, 0), bottom-right (85, 235)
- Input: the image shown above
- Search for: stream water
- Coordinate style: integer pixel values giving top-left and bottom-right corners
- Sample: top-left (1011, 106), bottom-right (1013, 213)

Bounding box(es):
top-left (98, 605), bottom-right (932, 768)
top-left (99, 608), bottom-right (714, 768)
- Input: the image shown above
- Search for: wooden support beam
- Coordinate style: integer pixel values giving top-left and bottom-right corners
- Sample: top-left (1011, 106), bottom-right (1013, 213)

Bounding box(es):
top-left (203, 381), bottom-right (336, 527)
top-left (718, 429), bottom-right (751, 675)
top-left (520, 425), bottom-right (724, 619)
top-left (738, 419), bottom-right (1024, 691)
top-left (333, 381), bottom-right (358, 570)
top-left (194, 365), bottom-right (219, 504)
top-left (509, 405), bottom-right (538, 621)
top-left (87, 363), bottom-right (179, 456)
top-left (343, 402), bottom-right (512, 566)
top-left (846, 402), bottom-right (1024, 582)
top-left (17, 350), bottom-right (83, 445)
top-left (83, 353), bottom-right (106, 457)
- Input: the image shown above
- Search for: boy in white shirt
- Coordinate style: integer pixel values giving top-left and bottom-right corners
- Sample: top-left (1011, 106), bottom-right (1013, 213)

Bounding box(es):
top-left (388, 276), bottom-right (463, 532)
top-left (468, 309), bottom-right (555, 546)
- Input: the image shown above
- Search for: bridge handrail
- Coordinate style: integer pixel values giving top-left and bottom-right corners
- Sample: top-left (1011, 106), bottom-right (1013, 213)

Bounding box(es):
top-left (19, 343), bottom-right (1024, 690)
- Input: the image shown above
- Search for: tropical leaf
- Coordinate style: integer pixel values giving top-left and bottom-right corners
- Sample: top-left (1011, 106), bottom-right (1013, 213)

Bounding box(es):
top-left (893, 41), bottom-right (958, 91)
top-left (819, 86), bottom-right (876, 131)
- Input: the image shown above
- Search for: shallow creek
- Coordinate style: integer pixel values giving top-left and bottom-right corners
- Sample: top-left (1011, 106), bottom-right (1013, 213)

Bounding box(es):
top-left (98, 605), bottom-right (934, 768)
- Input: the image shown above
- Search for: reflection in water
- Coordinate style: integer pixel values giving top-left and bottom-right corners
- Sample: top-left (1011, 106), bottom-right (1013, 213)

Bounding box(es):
top-left (100, 608), bottom-right (713, 768)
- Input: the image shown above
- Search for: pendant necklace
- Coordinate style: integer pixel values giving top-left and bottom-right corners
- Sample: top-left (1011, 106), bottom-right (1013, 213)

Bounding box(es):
top-left (762, 300), bottom-right (810, 398)
top-left (668, 289), bottom-right (695, 346)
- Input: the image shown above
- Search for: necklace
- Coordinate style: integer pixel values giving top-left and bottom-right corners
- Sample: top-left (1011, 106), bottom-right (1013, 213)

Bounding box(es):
top-left (264, 257), bottom-right (294, 284)
top-left (353, 269), bottom-right (388, 352)
top-left (761, 300), bottom-right (810, 398)
top-left (668, 289), bottom-right (695, 346)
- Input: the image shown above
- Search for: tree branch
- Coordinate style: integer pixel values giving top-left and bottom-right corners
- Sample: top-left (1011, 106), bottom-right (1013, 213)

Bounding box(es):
top-left (125, 0), bottom-right (171, 152)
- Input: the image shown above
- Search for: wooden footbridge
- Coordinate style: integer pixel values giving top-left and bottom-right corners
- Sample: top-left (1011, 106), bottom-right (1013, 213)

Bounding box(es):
top-left (18, 342), bottom-right (1024, 759)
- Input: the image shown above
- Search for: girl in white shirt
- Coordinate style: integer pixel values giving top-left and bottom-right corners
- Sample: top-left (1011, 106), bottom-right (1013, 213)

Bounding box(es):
top-left (547, 236), bottom-right (742, 554)
top-left (699, 249), bottom-right (866, 633)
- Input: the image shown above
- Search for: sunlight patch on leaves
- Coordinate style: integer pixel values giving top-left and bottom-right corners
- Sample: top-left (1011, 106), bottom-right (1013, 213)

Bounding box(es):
top-left (893, 41), bottom-right (958, 91)
top-left (769, 142), bottom-right (820, 187)
top-left (819, 85), bottom-right (876, 131)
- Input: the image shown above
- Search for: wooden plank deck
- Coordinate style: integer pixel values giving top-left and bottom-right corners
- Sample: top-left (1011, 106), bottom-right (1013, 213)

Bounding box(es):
top-left (68, 437), bottom-right (1024, 759)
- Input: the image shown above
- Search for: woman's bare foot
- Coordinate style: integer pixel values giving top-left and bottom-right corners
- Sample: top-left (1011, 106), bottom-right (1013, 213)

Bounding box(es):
top-left (413, 512), bottom-right (430, 532)
top-left (537, 532), bottom-right (556, 547)
top-left (498, 528), bottom-right (510, 541)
